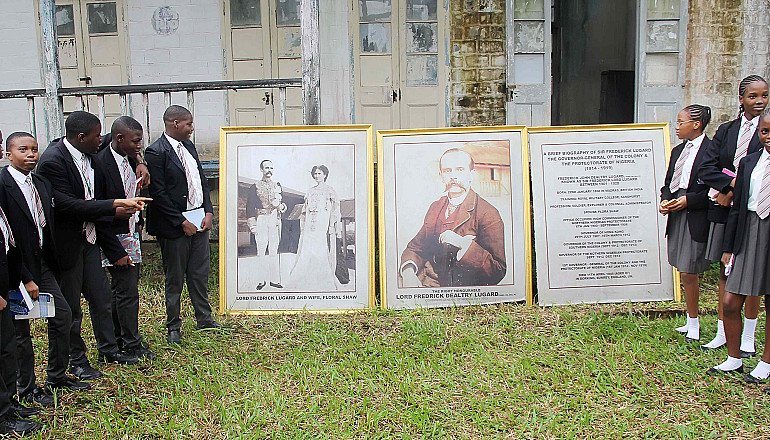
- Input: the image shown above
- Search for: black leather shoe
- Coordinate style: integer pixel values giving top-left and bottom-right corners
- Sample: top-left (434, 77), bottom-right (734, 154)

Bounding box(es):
top-left (127, 346), bottom-right (157, 361)
top-left (256, 282), bottom-right (266, 290)
top-left (0, 415), bottom-right (42, 436)
top-left (269, 282), bottom-right (283, 288)
top-left (167, 329), bottom-right (182, 344)
top-left (706, 365), bottom-right (745, 375)
top-left (69, 363), bottom-right (103, 381)
top-left (197, 321), bottom-right (233, 331)
top-left (764, 386), bottom-right (770, 395)
top-left (10, 398), bottom-right (41, 418)
top-left (97, 351), bottom-right (139, 365)
top-left (685, 337), bottom-right (700, 343)
top-left (45, 376), bottom-right (91, 392)
top-left (744, 373), bottom-right (768, 384)
top-left (741, 350), bottom-right (756, 358)
top-left (19, 386), bottom-right (54, 408)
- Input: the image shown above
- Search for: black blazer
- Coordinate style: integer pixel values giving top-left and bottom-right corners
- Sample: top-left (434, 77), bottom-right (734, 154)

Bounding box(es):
top-left (94, 146), bottom-right (144, 237)
top-left (698, 118), bottom-right (763, 223)
top-left (145, 135), bottom-right (212, 239)
top-left (723, 150), bottom-right (765, 255)
top-left (37, 139), bottom-right (124, 268)
top-left (0, 167), bottom-right (59, 284)
top-left (0, 236), bottom-right (22, 301)
top-left (660, 138), bottom-right (712, 242)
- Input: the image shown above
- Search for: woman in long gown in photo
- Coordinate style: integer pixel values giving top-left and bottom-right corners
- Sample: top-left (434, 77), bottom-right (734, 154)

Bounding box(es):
top-left (287, 165), bottom-right (341, 290)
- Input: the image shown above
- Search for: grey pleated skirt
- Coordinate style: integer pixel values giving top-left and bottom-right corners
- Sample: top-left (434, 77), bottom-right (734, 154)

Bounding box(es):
top-left (667, 191), bottom-right (710, 274)
top-left (705, 222), bottom-right (726, 262)
top-left (725, 212), bottom-right (770, 297)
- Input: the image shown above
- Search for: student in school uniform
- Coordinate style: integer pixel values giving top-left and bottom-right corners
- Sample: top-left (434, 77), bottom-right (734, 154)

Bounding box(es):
top-left (94, 117), bottom-right (155, 360)
top-left (36, 111), bottom-right (151, 380)
top-left (0, 132), bottom-right (86, 402)
top-left (660, 104), bottom-right (713, 343)
top-left (699, 75), bottom-right (769, 355)
top-left (711, 109), bottom-right (770, 383)
top-left (145, 105), bottom-right (226, 344)
top-left (0, 133), bottom-right (41, 437)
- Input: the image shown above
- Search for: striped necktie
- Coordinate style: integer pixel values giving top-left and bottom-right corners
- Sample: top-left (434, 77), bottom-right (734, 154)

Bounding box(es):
top-left (669, 141), bottom-right (693, 193)
top-left (26, 175), bottom-right (46, 248)
top-left (0, 205), bottom-right (15, 253)
top-left (79, 155), bottom-right (97, 244)
top-left (121, 158), bottom-right (138, 234)
top-left (175, 143), bottom-right (201, 208)
top-left (756, 160), bottom-right (770, 219)
top-left (734, 120), bottom-right (754, 169)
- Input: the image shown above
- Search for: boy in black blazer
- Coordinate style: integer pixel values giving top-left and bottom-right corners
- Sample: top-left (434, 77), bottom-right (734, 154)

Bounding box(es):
top-left (37, 111), bottom-right (151, 380)
top-left (145, 106), bottom-right (223, 344)
top-left (0, 132), bottom-right (87, 399)
top-left (94, 117), bottom-right (155, 360)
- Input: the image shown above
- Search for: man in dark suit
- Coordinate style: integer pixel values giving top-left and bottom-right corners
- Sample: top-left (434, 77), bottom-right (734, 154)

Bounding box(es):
top-left (145, 105), bottom-right (224, 344)
top-left (37, 111), bottom-right (151, 380)
top-left (400, 148), bottom-right (506, 287)
top-left (94, 117), bottom-right (155, 360)
top-left (0, 132), bottom-right (41, 437)
top-left (0, 132), bottom-right (85, 402)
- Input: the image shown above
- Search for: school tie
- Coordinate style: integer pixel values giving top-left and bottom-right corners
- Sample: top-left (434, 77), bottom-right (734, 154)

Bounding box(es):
top-left (669, 141), bottom-right (693, 193)
top-left (756, 160), bottom-right (770, 219)
top-left (121, 157), bottom-right (138, 234)
top-left (734, 120), bottom-right (754, 169)
top-left (0, 205), bottom-right (15, 253)
top-left (175, 143), bottom-right (201, 208)
top-left (26, 175), bottom-right (46, 248)
top-left (79, 155), bottom-right (97, 244)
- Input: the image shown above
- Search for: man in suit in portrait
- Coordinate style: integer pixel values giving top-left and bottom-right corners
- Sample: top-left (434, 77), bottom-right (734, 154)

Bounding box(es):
top-left (400, 148), bottom-right (506, 288)
top-left (245, 159), bottom-right (286, 290)
top-left (37, 111), bottom-right (150, 381)
top-left (145, 105), bottom-right (225, 344)
top-left (94, 117), bottom-right (155, 360)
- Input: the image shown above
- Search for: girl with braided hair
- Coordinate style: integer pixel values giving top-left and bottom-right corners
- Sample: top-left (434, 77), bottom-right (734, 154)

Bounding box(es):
top-left (660, 104), bottom-right (713, 342)
top-left (698, 75), bottom-right (768, 355)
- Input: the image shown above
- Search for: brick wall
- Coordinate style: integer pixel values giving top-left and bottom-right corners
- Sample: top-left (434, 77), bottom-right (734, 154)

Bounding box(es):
top-left (449, 0), bottom-right (507, 127)
top-left (685, 0), bottom-right (770, 135)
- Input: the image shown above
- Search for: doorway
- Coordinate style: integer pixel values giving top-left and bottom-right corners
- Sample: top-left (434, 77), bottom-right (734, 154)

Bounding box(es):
top-left (551, 0), bottom-right (636, 125)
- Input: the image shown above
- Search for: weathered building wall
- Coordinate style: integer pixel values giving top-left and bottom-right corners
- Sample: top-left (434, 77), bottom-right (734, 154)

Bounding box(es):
top-left (449, 0), bottom-right (507, 126)
top-left (685, 0), bottom-right (770, 135)
top-left (319, 0), bottom-right (353, 125)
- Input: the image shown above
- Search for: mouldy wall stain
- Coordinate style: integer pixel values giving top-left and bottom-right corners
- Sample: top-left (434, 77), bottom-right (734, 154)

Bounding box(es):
top-left (449, 0), bottom-right (507, 127)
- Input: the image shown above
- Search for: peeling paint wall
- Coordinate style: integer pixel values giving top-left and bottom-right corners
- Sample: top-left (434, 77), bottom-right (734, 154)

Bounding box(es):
top-left (449, 0), bottom-right (507, 126)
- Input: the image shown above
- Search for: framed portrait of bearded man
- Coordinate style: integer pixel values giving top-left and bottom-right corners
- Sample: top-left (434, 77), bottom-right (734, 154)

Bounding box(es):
top-left (219, 125), bottom-right (375, 313)
top-left (377, 127), bottom-right (533, 308)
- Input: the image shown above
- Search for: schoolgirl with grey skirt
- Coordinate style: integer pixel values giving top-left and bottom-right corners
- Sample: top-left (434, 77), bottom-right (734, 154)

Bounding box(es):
top-left (660, 104), bottom-right (712, 343)
top-left (710, 109), bottom-right (770, 389)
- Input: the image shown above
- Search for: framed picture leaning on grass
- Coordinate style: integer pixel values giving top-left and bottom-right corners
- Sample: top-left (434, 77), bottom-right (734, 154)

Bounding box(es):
top-left (377, 126), bottom-right (533, 309)
top-left (219, 125), bottom-right (376, 313)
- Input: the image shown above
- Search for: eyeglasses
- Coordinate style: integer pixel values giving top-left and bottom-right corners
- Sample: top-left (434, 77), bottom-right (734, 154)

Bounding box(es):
top-left (675, 120), bottom-right (696, 127)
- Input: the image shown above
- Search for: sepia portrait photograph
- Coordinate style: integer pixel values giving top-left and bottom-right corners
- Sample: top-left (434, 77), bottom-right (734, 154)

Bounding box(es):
top-left (378, 127), bottom-right (532, 309)
top-left (220, 126), bottom-right (374, 313)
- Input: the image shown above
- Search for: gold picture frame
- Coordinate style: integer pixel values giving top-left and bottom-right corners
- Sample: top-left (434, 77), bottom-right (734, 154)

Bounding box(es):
top-left (526, 123), bottom-right (680, 305)
top-left (377, 126), bottom-right (533, 308)
top-left (219, 125), bottom-right (376, 314)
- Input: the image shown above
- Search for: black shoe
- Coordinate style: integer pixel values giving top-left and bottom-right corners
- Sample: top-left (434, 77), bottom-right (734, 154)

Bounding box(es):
top-left (744, 373), bottom-right (768, 384)
top-left (167, 329), bottom-right (181, 344)
top-left (127, 346), bottom-right (157, 361)
top-left (0, 415), bottom-right (42, 436)
top-left (10, 398), bottom-right (41, 418)
top-left (764, 386), bottom-right (770, 395)
top-left (45, 376), bottom-right (91, 392)
top-left (698, 343), bottom-right (725, 351)
top-left (69, 363), bottom-right (103, 381)
top-left (706, 365), bottom-right (745, 375)
top-left (97, 351), bottom-right (139, 365)
top-left (741, 350), bottom-right (756, 359)
top-left (685, 337), bottom-right (700, 343)
top-left (197, 321), bottom-right (233, 331)
top-left (19, 387), bottom-right (54, 408)
top-left (269, 282), bottom-right (283, 288)
top-left (256, 282), bottom-right (266, 290)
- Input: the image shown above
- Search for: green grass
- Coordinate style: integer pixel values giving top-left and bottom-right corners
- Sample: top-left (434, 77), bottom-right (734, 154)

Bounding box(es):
top-left (23, 252), bottom-right (770, 439)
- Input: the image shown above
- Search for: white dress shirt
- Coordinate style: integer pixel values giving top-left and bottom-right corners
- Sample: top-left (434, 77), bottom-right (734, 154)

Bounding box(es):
top-left (110, 146), bottom-right (140, 227)
top-left (7, 166), bottom-right (43, 247)
top-left (738, 114), bottom-right (760, 145)
top-left (679, 133), bottom-right (706, 190)
top-left (747, 149), bottom-right (770, 212)
top-left (63, 138), bottom-right (94, 199)
top-left (164, 133), bottom-right (203, 210)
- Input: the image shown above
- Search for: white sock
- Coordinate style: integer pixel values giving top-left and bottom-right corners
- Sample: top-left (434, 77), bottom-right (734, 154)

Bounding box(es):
top-left (749, 361), bottom-right (770, 380)
top-left (740, 318), bottom-right (758, 353)
top-left (686, 316), bottom-right (700, 340)
top-left (714, 356), bottom-right (743, 371)
top-left (703, 319), bottom-right (726, 348)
